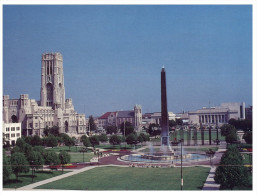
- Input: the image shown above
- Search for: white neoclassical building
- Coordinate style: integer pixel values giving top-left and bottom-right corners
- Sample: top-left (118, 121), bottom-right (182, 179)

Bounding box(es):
top-left (188, 102), bottom-right (246, 127)
top-left (2, 52), bottom-right (87, 137)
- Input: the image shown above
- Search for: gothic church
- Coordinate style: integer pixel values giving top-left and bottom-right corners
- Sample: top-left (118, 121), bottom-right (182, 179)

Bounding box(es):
top-left (3, 52), bottom-right (86, 137)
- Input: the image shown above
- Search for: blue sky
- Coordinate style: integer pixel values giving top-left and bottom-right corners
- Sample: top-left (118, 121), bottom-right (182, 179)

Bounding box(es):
top-left (3, 5), bottom-right (252, 116)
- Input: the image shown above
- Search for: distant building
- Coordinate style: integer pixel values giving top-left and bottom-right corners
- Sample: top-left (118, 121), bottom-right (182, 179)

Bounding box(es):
top-left (188, 102), bottom-right (246, 127)
top-left (142, 112), bottom-right (176, 128)
top-left (245, 106), bottom-right (252, 120)
top-left (2, 123), bottom-right (22, 146)
top-left (2, 53), bottom-right (86, 137)
top-left (97, 105), bottom-right (142, 131)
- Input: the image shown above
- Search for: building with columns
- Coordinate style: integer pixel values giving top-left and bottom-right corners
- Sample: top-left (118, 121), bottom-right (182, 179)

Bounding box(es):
top-left (188, 102), bottom-right (245, 127)
top-left (2, 52), bottom-right (86, 137)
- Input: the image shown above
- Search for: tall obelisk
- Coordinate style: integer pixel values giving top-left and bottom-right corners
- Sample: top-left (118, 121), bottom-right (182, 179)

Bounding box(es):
top-left (161, 66), bottom-right (170, 146)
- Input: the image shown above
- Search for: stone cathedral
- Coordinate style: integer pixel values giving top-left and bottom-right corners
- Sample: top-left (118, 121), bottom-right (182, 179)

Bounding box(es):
top-left (3, 52), bottom-right (86, 137)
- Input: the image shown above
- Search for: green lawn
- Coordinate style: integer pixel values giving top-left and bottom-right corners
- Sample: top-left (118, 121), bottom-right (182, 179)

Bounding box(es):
top-left (36, 166), bottom-right (210, 190)
top-left (3, 170), bottom-right (66, 189)
top-left (95, 144), bottom-right (141, 150)
top-left (46, 146), bottom-right (92, 153)
top-left (69, 153), bottom-right (96, 163)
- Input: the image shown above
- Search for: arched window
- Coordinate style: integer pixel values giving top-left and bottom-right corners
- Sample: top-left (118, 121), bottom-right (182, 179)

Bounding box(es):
top-left (65, 121), bottom-right (69, 133)
top-left (11, 115), bottom-right (18, 123)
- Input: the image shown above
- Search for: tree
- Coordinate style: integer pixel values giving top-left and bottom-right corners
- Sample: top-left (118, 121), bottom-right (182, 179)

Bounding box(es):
top-left (89, 135), bottom-right (99, 148)
top-left (31, 135), bottom-right (42, 146)
top-left (24, 136), bottom-right (33, 145)
top-left (98, 134), bottom-right (108, 142)
top-left (15, 138), bottom-right (27, 152)
top-left (120, 121), bottom-right (135, 136)
top-left (169, 120), bottom-right (177, 128)
top-left (46, 134), bottom-right (58, 148)
top-left (59, 151), bottom-right (71, 173)
top-left (3, 151), bottom-right (12, 182)
top-left (147, 123), bottom-right (161, 138)
top-left (105, 125), bottom-right (118, 135)
top-left (214, 146), bottom-right (249, 189)
top-left (228, 119), bottom-right (252, 131)
top-left (50, 126), bottom-right (60, 136)
top-left (225, 131), bottom-right (238, 144)
top-left (24, 143), bottom-right (33, 158)
top-left (126, 133), bottom-right (138, 146)
top-left (88, 115), bottom-right (96, 131)
top-left (80, 135), bottom-right (91, 148)
top-left (220, 124), bottom-right (236, 137)
top-left (243, 131), bottom-right (252, 144)
top-left (137, 134), bottom-right (144, 146)
top-left (138, 133), bottom-right (149, 143)
top-left (176, 118), bottom-right (183, 126)
top-left (109, 135), bottom-right (122, 146)
top-left (10, 152), bottom-right (30, 181)
top-left (27, 151), bottom-right (44, 177)
top-left (44, 126), bottom-right (60, 137)
top-left (61, 134), bottom-right (75, 149)
top-left (44, 151), bottom-right (60, 165)
top-left (33, 146), bottom-right (46, 157)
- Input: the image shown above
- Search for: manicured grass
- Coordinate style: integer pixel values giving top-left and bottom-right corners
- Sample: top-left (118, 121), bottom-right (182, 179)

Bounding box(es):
top-left (46, 146), bottom-right (92, 153)
top-left (184, 147), bottom-right (219, 152)
top-left (36, 166), bottom-right (210, 190)
top-left (69, 153), bottom-right (96, 163)
top-left (95, 144), bottom-right (141, 150)
top-left (3, 170), bottom-right (66, 189)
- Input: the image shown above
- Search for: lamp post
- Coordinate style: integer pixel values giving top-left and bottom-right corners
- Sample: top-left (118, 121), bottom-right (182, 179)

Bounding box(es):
top-left (31, 160), bottom-right (34, 183)
top-left (180, 139), bottom-right (183, 190)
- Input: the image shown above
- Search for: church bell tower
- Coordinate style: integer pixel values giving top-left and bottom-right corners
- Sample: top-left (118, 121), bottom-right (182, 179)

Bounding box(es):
top-left (40, 52), bottom-right (65, 109)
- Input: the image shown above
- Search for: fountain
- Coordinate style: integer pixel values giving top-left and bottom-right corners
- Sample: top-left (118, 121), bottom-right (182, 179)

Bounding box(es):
top-left (120, 67), bottom-right (206, 164)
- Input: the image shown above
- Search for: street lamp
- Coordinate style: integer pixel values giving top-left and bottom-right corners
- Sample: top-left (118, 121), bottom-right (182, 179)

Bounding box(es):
top-left (180, 139), bottom-right (183, 190)
top-left (31, 160), bottom-right (34, 183)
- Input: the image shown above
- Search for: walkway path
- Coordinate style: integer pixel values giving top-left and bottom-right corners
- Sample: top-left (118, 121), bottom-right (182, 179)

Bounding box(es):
top-left (17, 166), bottom-right (97, 190)
top-left (16, 164), bottom-right (128, 190)
top-left (202, 166), bottom-right (220, 190)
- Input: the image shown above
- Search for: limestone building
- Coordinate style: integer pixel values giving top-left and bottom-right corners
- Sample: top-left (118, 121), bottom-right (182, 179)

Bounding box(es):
top-left (3, 52), bottom-right (86, 137)
top-left (188, 102), bottom-right (246, 127)
top-left (97, 105), bottom-right (142, 131)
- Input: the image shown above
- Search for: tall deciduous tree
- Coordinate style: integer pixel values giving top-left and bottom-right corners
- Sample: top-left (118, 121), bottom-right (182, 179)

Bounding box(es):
top-left (105, 125), bottom-right (118, 134)
top-left (10, 152), bottom-right (30, 181)
top-left (80, 135), bottom-right (91, 148)
top-left (46, 134), bottom-right (58, 148)
top-left (243, 131), bottom-right (252, 144)
top-left (27, 151), bottom-right (45, 172)
top-left (109, 135), bottom-right (122, 146)
top-left (126, 133), bottom-right (138, 146)
top-left (59, 151), bottom-right (71, 173)
top-left (220, 124), bottom-right (236, 137)
top-left (44, 151), bottom-right (60, 165)
top-left (3, 150), bottom-right (12, 182)
top-left (31, 135), bottom-right (42, 146)
top-left (89, 135), bottom-right (99, 148)
top-left (98, 134), bottom-right (108, 142)
top-left (120, 121), bottom-right (134, 136)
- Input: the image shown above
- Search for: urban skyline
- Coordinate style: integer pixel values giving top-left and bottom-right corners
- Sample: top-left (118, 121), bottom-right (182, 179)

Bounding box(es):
top-left (3, 5), bottom-right (252, 116)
